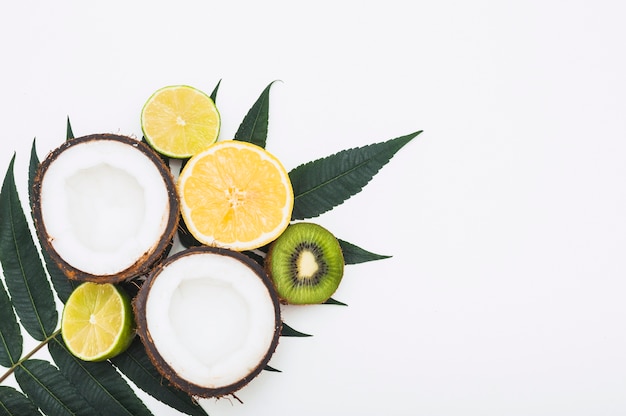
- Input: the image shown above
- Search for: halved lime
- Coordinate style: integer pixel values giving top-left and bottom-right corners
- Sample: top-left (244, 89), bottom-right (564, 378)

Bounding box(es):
top-left (61, 282), bottom-right (135, 361)
top-left (141, 85), bottom-right (220, 158)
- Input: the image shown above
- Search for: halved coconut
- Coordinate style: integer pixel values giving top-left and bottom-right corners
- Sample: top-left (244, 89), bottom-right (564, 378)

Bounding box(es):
top-left (134, 246), bottom-right (282, 398)
top-left (31, 134), bottom-right (179, 283)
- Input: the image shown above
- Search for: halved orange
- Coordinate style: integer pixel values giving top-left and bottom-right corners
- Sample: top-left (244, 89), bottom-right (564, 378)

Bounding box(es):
top-left (141, 85), bottom-right (220, 158)
top-left (178, 140), bottom-right (293, 251)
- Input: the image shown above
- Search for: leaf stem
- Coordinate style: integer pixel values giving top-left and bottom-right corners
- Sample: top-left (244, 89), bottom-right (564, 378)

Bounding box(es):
top-left (0, 328), bottom-right (61, 384)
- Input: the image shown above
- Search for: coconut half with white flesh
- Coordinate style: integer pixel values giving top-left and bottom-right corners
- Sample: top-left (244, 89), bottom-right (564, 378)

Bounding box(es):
top-left (31, 134), bottom-right (179, 283)
top-left (134, 246), bottom-right (282, 398)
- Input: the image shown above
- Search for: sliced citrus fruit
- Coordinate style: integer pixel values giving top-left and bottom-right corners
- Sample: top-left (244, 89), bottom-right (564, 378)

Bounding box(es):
top-left (178, 140), bottom-right (294, 251)
top-left (61, 282), bottom-right (135, 362)
top-left (141, 85), bottom-right (220, 158)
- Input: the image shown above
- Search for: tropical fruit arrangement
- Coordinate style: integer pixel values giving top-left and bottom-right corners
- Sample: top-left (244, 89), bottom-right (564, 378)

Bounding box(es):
top-left (0, 81), bottom-right (420, 415)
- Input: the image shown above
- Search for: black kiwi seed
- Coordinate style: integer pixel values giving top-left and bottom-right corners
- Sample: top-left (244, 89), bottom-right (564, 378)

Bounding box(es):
top-left (265, 222), bottom-right (344, 304)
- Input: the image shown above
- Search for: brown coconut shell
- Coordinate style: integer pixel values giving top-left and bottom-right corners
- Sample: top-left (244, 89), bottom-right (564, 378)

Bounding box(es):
top-left (133, 246), bottom-right (282, 398)
top-left (31, 133), bottom-right (179, 283)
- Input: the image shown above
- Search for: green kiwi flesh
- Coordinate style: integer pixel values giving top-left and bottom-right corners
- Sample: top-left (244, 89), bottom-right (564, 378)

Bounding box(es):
top-left (265, 222), bottom-right (344, 304)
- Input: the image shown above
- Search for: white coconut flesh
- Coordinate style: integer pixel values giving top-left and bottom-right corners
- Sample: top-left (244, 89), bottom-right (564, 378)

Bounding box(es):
top-left (38, 139), bottom-right (171, 276)
top-left (144, 251), bottom-right (278, 389)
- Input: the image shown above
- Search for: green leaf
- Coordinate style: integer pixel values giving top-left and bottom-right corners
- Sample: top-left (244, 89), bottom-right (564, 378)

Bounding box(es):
top-left (66, 118), bottom-right (74, 141)
top-left (263, 365), bottom-right (281, 373)
top-left (111, 339), bottom-right (207, 416)
top-left (38, 249), bottom-right (76, 305)
top-left (0, 386), bottom-right (40, 416)
top-left (289, 131), bottom-right (421, 220)
top-left (28, 139), bottom-right (38, 207)
top-left (28, 139), bottom-right (77, 304)
top-left (48, 337), bottom-right (152, 416)
top-left (0, 156), bottom-right (58, 341)
top-left (0, 277), bottom-right (21, 368)
top-left (15, 359), bottom-right (97, 416)
top-left (338, 239), bottom-right (391, 265)
top-left (209, 79), bottom-right (221, 103)
top-left (234, 80), bottom-right (279, 148)
top-left (177, 216), bottom-right (202, 249)
top-left (281, 323), bottom-right (312, 337)
top-left (323, 298), bottom-right (347, 306)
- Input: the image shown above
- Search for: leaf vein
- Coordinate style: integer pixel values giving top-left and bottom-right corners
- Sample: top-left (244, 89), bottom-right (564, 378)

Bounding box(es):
top-left (293, 155), bottom-right (373, 201)
top-left (18, 363), bottom-right (77, 415)
top-left (51, 337), bottom-right (136, 416)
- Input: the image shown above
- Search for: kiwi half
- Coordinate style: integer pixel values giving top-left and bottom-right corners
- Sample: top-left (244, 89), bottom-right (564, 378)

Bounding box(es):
top-left (265, 222), bottom-right (344, 304)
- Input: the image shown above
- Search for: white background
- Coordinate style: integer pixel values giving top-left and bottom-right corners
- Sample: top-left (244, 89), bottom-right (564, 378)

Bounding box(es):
top-left (1, 1), bottom-right (626, 415)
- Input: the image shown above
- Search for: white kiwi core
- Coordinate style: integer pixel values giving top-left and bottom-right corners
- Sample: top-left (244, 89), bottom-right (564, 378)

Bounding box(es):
top-left (39, 139), bottom-right (170, 275)
top-left (145, 251), bottom-right (277, 388)
top-left (297, 250), bottom-right (319, 279)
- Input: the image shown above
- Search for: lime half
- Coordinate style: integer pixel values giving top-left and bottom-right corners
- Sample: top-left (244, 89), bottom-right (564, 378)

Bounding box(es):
top-left (61, 282), bottom-right (135, 361)
top-left (141, 85), bottom-right (220, 158)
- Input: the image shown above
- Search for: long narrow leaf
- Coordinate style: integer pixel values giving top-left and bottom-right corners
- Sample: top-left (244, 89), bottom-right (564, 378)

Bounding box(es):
top-left (0, 156), bottom-right (57, 341)
top-left (234, 80), bottom-right (278, 148)
top-left (15, 359), bottom-right (97, 416)
top-left (263, 365), bottom-right (281, 373)
top-left (338, 239), bottom-right (391, 264)
top-left (323, 298), bottom-right (347, 306)
top-left (37, 249), bottom-right (75, 305)
top-left (0, 386), bottom-right (40, 416)
top-left (111, 339), bottom-right (207, 416)
top-left (281, 323), bottom-right (312, 338)
top-left (66, 117), bottom-right (74, 141)
top-left (209, 79), bottom-right (221, 103)
top-left (0, 277), bottom-right (21, 368)
top-left (28, 139), bottom-right (38, 206)
top-left (28, 139), bottom-right (76, 304)
top-left (289, 131), bottom-right (421, 220)
top-left (48, 337), bottom-right (152, 416)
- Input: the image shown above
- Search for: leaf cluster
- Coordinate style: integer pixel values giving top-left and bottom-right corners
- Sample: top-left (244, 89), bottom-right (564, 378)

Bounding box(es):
top-left (0, 80), bottom-right (421, 415)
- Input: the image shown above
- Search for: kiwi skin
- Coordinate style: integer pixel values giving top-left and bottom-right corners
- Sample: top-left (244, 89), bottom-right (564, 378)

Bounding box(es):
top-left (265, 222), bottom-right (344, 305)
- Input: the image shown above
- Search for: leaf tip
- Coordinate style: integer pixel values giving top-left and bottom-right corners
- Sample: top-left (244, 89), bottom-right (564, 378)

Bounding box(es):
top-left (66, 116), bottom-right (75, 140)
top-left (407, 130), bottom-right (424, 141)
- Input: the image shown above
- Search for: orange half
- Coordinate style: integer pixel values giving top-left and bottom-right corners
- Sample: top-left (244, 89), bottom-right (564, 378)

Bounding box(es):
top-left (178, 140), bottom-right (293, 251)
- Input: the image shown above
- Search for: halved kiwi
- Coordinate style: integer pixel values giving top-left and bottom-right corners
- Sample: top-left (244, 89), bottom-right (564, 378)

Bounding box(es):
top-left (265, 222), bottom-right (344, 304)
